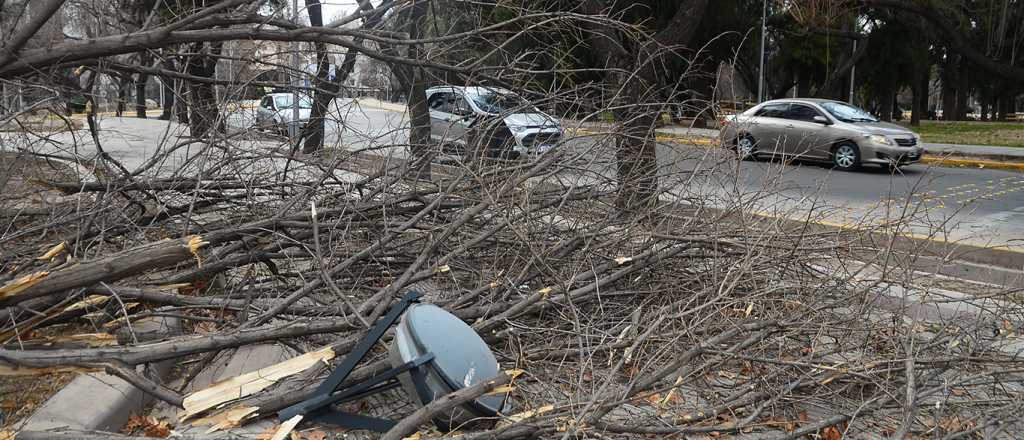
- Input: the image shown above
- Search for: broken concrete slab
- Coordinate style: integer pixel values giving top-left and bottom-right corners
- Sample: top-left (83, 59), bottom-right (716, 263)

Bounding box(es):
top-left (21, 316), bottom-right (182, 432)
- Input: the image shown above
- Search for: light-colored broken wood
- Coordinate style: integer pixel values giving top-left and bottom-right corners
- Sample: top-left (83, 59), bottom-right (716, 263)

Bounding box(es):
top-left (28, 332), bottom-right (118, 348)
top-left (62, 295), bottom-right (110, 312)
top-left (269, 415), bottom-right (303, 440)
top-left (0, 271), bottom-right (49, 299)
top-left (191, 406), bottom-right (260, 433)
top-left (180, 347), bottom-right (335, 420)
top-left (37, 241), bottom-right (66, 260)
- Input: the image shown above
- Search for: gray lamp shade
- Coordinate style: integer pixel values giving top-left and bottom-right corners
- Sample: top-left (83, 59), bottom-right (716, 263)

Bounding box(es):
top-left (389, 303), bottom-right (506, 427)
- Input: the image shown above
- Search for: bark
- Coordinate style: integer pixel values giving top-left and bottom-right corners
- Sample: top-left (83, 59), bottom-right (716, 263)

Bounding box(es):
top-left (159, 58), bottom-right (177, 121)
top-left (941, 60), bottom-right (956, 121)
top-left (300, 0), bottom-right (336, 154)
top-left (116, 76), bottom-right (129, 117)
top-left (910, 67), bottom-right (929, 126)
top-left (0, 0), bottom-right (67, 66)
top-left (580, 0), bottom-right (709, 212)
top-left (880, 89), bottom-right (894, 122)
top-left (955, 60), bottom-right (970, 120)
top-left (134, 71), bottom-right (149, 118)
top-left (0, 319), bottom-right (362, 367)
top-left (184, 43), bottom-right (223, 137)
top-left (387, 0), bottom-right (431, 179)
top-left (381, 371), bottom-right (513, 440)
top-left (0, 235), bottom-right (206, 307)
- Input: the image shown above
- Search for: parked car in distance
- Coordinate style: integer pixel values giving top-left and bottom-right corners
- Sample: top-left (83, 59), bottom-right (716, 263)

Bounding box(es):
top-left (425, 86), bottom-right (563, 159)
top-left (256, 92), bottom-right (312, 135)
top-left (721, 99), bottom-right (924, 171)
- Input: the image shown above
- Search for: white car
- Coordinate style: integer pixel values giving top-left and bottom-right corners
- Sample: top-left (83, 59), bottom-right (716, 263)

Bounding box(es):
top-left (425, 86), bottom-right (562, 159)
top-left (255, 93), bottom-right (312, 135)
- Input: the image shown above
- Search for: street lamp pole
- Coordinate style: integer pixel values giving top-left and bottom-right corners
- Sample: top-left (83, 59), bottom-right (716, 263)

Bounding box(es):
top-left (757, 0), bottom-right (767, 103)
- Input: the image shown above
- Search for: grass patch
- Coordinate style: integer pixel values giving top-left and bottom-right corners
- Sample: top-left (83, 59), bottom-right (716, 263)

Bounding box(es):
top-left (900, 120), bottom-right (1024, 148)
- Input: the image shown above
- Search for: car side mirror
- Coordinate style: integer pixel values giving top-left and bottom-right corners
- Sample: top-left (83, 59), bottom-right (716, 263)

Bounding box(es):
top-left (813, 115), bottom-right (831, 125)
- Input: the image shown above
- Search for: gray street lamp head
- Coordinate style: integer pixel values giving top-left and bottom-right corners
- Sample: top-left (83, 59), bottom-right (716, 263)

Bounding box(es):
top-left (389, 303), bottom-right (507, 428)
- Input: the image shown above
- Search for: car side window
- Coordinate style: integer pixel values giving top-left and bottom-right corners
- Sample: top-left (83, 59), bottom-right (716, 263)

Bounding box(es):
top-left (755, 104), bottom-right (789, 118)
top-left (261, 97), bottom-right (272, 109)
top-left (428, 93), bottom-right (450, 113)
top-left (451, 95), bottom-right (473, 117)
top-left (785, 104), bottom-right (823, 122)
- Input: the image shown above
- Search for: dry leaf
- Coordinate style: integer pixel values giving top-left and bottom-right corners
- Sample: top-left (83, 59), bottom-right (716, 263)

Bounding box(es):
top-left (122, 415), bottom-right (171, 438)
top-left (821, 426), bottom-right (843, 440)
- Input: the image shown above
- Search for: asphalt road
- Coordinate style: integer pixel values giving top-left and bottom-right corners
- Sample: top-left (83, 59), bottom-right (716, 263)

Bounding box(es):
top-left (320, 101), bottom-right (1024, 251)
top-left (18, 99), bottom-right (1021, 252)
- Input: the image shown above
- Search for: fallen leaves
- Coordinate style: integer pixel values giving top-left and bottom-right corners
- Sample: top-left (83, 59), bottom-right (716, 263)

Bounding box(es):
top-left (122, 415), bottom-right (171, 438)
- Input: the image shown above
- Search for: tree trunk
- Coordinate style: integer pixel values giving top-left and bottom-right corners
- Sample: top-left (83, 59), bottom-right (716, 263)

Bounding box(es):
top-left (159, 58), bottom-right (176, 121)
top-left (135, 72), bottom-right (148, 118)
top-left (184, 44), bottom-right (222, 137)
top-left (116, 77), bottom-right (128, 117)
top-left (880, 89), bottom-right (894, 122)
top-left (301, 0), bottom-right (336, 154)
top-left (387, 0), bottom-right (431, 179)
top-left (955, 60), bottom-right (970, 120)
top-left (581, 0), bottom-right (709, 213)
top-left (941, 62), bottom-right (956, 121)
top-left (910, 68), bottom-right (928, 126)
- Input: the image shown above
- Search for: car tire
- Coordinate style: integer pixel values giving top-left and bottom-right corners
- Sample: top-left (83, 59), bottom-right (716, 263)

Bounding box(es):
top-left (831, 142), bottom-right (861, 171)
top-left (735, 134), bottom-right (758, 161)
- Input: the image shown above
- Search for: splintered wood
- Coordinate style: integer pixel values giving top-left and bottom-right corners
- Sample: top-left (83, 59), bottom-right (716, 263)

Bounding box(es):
top-left (181, 347), bottom-right (336, 420)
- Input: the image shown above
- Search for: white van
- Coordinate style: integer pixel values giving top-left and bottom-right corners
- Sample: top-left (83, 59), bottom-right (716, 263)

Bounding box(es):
top-left (425, 86), bottom-right (563, 159)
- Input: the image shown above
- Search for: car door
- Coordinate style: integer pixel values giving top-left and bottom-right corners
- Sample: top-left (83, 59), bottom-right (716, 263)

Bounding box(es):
top-left (749, 103), bottom-right (790, 154)
top-left (256, 96), bottom-right (274, 125)
top-left (428, 91), bottom-right (473, 146)
top-left (448, 92), bottom-right (476, 142)
top-left (779, 103), bottom-right (829, 159)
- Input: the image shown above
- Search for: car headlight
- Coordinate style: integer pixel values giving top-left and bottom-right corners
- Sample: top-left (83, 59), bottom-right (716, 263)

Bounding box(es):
top-left (868, 134), bottom-right (893, 146)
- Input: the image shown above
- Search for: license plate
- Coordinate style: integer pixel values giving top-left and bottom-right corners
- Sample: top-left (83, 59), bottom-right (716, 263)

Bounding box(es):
top-left (537, 143), bottom-right (555, 152)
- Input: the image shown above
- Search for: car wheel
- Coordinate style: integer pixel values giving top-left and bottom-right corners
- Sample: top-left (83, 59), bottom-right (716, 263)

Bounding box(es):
top-left (832, 142), bottom-right (861, 171)
top-left (736, 134), bottom-right (757, 161)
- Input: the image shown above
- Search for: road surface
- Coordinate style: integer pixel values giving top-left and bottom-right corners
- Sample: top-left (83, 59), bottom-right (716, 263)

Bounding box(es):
top-left (10, 99), bottom-right (1022, 252)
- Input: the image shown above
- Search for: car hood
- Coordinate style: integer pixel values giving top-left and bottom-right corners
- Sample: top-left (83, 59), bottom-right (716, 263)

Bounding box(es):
top-left (848, 120), bottom-right (915, 136)
top-left (502, 112), bottom-right (560, 129)
top-left (277, 108), bottom-right (312, 121)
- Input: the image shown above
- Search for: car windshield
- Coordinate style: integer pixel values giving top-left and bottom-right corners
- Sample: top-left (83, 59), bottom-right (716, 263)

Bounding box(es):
top-left (274, 95), bottom-right (313, 109)
top-left (820, 102), bottom-right (877, 123)
top-left (469, 92), bottom-right (536, 114)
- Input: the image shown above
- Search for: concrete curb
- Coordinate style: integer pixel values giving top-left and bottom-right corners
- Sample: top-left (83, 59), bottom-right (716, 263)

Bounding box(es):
top-left (21, 316), bottom-right (182, 433)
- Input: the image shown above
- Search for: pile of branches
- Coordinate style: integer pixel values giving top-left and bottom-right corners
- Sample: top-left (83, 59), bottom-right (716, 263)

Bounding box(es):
top-left (2, 128), bottom-right (1023, 439)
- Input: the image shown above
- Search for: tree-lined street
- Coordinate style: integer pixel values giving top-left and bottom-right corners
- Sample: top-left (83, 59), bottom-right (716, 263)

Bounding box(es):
top-left (3, 1), bottom-right (1024, 439)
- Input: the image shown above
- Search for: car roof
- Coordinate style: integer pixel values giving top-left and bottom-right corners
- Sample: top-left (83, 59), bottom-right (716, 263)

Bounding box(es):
top-left (761, 98), bottom-right (844, 106)
top-left (426, 86), bottom-right (514, 96)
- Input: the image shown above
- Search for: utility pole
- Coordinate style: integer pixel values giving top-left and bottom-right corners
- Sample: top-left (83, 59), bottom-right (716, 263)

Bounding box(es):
top-left (757, 0), bottom-right (767, 103)
top-left (849, 39), bottom-right (857, 104)
top-left (291, 0), bottom-right (300, 139)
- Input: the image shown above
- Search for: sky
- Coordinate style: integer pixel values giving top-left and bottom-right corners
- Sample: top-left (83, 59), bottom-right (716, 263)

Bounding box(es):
top-left (316, 2), bottom-right (358, 23)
